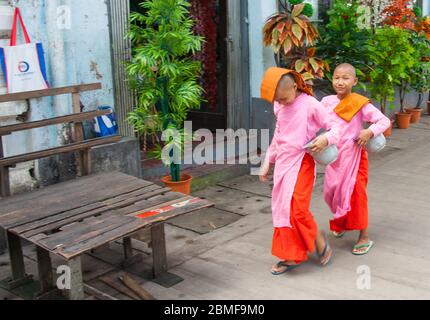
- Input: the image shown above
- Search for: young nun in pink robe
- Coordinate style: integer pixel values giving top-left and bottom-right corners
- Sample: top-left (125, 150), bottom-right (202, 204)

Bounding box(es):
top-left (322, 63), bottom-right (391, 255)
top-left (259, 67), bottom-right (340, 275)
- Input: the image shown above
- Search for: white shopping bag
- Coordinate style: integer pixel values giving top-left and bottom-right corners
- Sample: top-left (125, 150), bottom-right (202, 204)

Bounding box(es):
top-left (0, 7), bottom-right (49, 93)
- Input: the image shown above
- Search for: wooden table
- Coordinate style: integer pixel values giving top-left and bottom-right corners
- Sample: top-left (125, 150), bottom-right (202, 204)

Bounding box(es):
top-left (0, 172), bottom-right (213, 300)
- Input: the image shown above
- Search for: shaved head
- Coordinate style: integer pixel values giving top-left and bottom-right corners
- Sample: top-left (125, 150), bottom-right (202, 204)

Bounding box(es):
top-left (334, 63), bottom-right (357, 78)
top-left (275, 74), bottom-right (299, 105)
top-left (278, 74), bottom-right (296, 88)
top-left (332, 63), bottom-right (359, 98)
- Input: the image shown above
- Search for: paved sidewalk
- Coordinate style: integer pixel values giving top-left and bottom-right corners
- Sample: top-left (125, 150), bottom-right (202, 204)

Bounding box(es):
top-left (1, 118), bottom-right (429, 300)
top-left (139, 118), bottom-right (430, 300)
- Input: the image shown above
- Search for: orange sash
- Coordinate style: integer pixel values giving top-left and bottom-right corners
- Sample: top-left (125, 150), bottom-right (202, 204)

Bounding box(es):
top-left (334, 93), bottom-right (370, 122)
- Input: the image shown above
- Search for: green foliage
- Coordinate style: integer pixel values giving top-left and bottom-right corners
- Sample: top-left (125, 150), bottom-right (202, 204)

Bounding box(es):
top-left (126, 0), bottom-right (204, 182)
top-left (302, 3), bottom-right (314, 18)
top-left (413, 6), bottom-right (423, 18)
top-left (289, 0), bottom-right (304, 5)
top-left (317, 0), bottom-right (372, 89)
top-left (366, 26), bottom-right (416, 114)
top-left (409, 32), bottom-right (430, 106)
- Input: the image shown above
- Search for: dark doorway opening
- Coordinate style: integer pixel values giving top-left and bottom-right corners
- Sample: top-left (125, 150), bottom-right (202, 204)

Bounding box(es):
top-left (130, 0), bottom-right (228, 132)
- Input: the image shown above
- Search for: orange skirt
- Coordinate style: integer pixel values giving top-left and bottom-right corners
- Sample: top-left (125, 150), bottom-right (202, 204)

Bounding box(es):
top-left (272, 153), bottom-right (318, 264)
top-left (330, 149), bottom-right (369, 232)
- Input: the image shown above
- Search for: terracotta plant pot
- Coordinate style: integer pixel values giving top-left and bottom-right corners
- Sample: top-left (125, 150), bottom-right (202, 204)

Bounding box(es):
top-left (383, 121), bottom-right (394, 137)
top-left (405, 108), bottom-right (423, 124)
top-left (395, 112), bottom-right (412, 129)
top-left (427, 101), bottom-right (430, 115)
top-left (161, 174), bottom-right (193, 195)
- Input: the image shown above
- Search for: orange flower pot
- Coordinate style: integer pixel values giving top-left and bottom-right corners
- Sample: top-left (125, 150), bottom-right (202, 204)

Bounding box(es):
top-left (161, 174), bottom-right (193, 195)
top-left (405, 108), bottom-right (423, 124)
top-left (395, 112), bottom-right (411, 129)
top-left (383, 122), bottom-right (393, 137)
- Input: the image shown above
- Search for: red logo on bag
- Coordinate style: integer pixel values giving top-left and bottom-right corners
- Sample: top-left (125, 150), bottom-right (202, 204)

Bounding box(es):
top-left (18, 61), bottom-right (30, 73)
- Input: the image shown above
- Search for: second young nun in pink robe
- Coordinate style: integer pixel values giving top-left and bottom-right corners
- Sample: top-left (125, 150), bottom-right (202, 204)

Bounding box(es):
top-left (320, 63), bottom-right (391, 256)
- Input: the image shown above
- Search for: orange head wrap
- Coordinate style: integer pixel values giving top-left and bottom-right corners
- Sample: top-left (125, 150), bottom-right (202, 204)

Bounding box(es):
top-left (260, 67), bottom-right (313, 103)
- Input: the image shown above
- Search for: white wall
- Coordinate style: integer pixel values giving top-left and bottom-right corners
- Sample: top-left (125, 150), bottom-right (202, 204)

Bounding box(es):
top-left (424, 0), bottom-right (430, 16)
top-left (248, 0), bottom-right (278, 98)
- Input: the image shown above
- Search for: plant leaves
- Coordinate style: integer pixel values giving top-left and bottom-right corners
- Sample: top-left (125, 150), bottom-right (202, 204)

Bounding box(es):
top-left (309, 58), bottom-right (319, 72)
top-left (292, 24), bottom-right (303, 42)
top-left (295, 59), bottom-right (306, 73)
top-left (283, 38), bottom-right (293, 55)
top-left (301, 72), bottom-right (314, 81)
top-left (292, 3), bottom-right (305, 17)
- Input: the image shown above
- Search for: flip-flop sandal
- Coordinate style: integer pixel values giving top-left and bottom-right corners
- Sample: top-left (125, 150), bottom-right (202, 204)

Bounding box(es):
top-left (332, 231), bottom-right (346, 239)
top-left (352, 241), bottom-right (374, 256)
top-left (318, 235), bottom-right (333, 266)
top-left (271, 261), bottom-right (301, 276)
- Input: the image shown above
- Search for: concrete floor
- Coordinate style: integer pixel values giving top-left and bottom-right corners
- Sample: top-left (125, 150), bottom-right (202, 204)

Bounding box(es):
top-left (1, 117), bottom-right (430, 300)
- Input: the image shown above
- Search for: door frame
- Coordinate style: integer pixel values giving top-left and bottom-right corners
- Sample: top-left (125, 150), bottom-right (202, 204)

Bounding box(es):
top-left (226, 0), bottom-right (251, 130)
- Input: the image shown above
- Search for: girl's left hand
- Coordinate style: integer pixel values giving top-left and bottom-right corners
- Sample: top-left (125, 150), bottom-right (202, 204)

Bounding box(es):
top-left (310, 135), bottom-right (329, 153)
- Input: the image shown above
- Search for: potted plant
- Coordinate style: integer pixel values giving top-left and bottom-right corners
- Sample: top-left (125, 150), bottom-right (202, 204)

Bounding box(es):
top-left (317, 0), bottom-right (372, 88)
top-left (263, 0), bottom-right (329, 82)
top-left (367, 26), bottom-right (415, 129)
top-left (414, 15), bottom-right (430, 116)
top-left (126, 0), bottom-right (204, 195)
top-left (406, 32), bottom-right (430, 123)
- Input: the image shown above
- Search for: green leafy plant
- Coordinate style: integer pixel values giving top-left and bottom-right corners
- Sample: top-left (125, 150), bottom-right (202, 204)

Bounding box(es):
top-left (317, 0), bottom-right (372, 88)
top-left (409, 32), bottom-right (430, 108)
top-left (127, 0), bottom-right (204, 182)
top-left (367, 26), bottom-right (415, 115)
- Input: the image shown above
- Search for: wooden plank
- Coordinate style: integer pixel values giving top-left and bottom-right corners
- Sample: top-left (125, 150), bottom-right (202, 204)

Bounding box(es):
top-left (68, 256), bottom-right (84, 300)
top-left (56, 199), bottom-right (214, 260)
top-left (36, 246), bottom-right (54, 294)
top-left (0, 177), bottom-right (138, 232)
top-left (102, 184), bottom-right (163, 206)
top-left (0, 83), bottom-right (102, 103)
top-left (35, 214), bottom-right (136, 251)
top-left (16, 185), bottom-right (163, 237)
top-left (0, 228), bottom-right (6, 254)
top-left (0, 109), bottom-right (112, 136)
top-left (0, 135), bottom-right (121, 168)
top-left (7, 232), bottom-right (27, 281)
top-left (80, 149), bottom-right (91, 176)
top-left (99, 274), bottom-right (140, 300)
top-left (0, 136), bottom-right (11, 198)
top-left (119, 274), bottom-right (155, 300)
top-left (0, 166), bottom-right (10, 198)
top-left (18, 189), bottom-right (179, 238)
top-left (0, 172), bottom-right (130, 211)
top-left (0, 174), bottom-right (144, 229)
top-left (151, 224), bottom-right (167, 279)
top-left (123, 237), bottom-right (133, 260)
top-left (84, 284), bottom-right (119, 301)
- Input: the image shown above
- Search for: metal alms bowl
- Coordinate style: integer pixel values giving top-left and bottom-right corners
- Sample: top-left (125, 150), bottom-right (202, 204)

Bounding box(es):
top-left (366, 134), bottom-right (386, 153)
top-left (304, 140), bottom-right (339, 166)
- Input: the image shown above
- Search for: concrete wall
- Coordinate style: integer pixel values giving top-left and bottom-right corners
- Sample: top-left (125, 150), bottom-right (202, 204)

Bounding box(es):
top-left (0, 0), bottom-right (116, 192)
top-left (424, 1), bottom-right (430, 16)
top-left (247, 0), bottom-right (277, 99)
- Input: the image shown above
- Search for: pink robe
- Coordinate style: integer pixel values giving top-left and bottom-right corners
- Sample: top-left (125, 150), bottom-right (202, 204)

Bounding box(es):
top-left (267, 93), bottom-right (340, 228)
top-left (321, 95), bottom-right (391, 219)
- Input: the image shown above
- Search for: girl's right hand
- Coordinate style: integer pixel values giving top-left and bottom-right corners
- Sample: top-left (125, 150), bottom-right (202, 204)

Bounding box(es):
top-left (259, 159), bottom-right (273, 183)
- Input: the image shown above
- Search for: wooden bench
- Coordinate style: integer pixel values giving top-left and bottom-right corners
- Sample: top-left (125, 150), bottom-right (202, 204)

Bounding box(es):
top-left (0, 84), bottom-right (214, 300)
